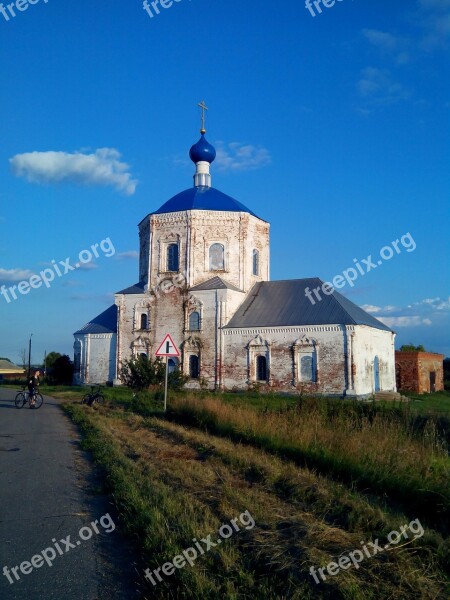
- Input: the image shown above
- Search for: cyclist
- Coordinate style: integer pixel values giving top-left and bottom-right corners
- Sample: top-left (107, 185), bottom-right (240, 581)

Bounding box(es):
top-left (27, 370), bottom-right (41, 408)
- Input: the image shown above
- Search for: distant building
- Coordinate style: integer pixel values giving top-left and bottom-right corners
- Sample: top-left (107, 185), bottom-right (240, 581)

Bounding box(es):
top-left (74, 116), bottom-right (397, 397)
top-left (395, 351), bottom-right (444, 394)
top-left (0, 359), bottom-right (25, 381)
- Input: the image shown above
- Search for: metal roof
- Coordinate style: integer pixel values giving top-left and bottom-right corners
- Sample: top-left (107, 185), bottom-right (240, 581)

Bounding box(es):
top-left (151, 186), bottom-right (263, 220)
top-left (74, 305), bottom-right (118, 335)
top-left (116, 281), bottom-right (146, 295)
top-left (225, 279), bottom-right (393, 332)
top-left (0, 359), bottom-right (24, 373)
top-left (190, 276), bottom-right (243, 292)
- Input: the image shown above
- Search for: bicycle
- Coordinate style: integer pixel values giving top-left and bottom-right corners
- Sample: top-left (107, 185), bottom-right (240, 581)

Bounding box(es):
top-left (15, 387), bottom-right (44, 409)
top-left (81, 385), bottom-right (105, 406)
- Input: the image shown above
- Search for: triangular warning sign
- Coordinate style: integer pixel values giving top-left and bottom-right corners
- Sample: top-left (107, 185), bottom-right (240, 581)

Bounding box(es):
top-left (155, 334), bottom-right (180, 357)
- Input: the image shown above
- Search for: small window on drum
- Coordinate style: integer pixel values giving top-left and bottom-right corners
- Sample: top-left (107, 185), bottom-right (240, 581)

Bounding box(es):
top-left (253, 249), bottom-right (259, 276)
top-left (209, 243), bottom-right (224, 271)
top-left (167, 243), bottom-right (179, 272)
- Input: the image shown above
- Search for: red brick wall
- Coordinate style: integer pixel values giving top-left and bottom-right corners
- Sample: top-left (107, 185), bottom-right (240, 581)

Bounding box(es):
top-left (395, 352), bottom-right (444, 393)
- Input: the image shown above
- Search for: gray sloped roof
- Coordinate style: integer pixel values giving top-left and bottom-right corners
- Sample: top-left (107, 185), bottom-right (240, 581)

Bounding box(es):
top-left (225, 278), bottom-right (393, 332)
top-left (0, 359), bottom-right (24, 372)
top-left (190, 276), bottom-right (243, 292)
top-left (74, 305), bottom-right (118, 335)
top-left (116, 281), bottom-right (146, 295)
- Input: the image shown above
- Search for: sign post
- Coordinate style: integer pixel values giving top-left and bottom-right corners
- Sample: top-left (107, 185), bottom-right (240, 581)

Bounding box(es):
top-left (155, 334), bottom-right (180, 412)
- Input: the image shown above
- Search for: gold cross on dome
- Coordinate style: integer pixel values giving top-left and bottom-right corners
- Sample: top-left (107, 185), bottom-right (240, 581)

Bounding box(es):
top-left (198, 100), bottom-right (208, 134)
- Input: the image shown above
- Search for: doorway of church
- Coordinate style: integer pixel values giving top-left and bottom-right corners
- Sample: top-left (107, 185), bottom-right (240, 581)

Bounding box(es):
top-left (430, 371), bottom-right (436, 393)
top-left (189, 355), bottom-right (200, 379)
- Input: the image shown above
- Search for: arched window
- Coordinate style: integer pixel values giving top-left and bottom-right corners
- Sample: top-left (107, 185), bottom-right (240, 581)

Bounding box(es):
top-left (300, 355), bottom-right (315, 382)
top-left (253, 249), bottom-right (259, 276)
top-left (189, 311), bottom-right (200, 331)
top-left (256, 355), bottom-right (267, 382)
top-left (140, 353), bottom-right (148, 360)
top-left (189, 355), bottom-right (200, 379)
top-left (167, 243), bottom-right (179, 272)
top-left (209, 243), bottom-right (224, 271)
top-left (140, 313), bottom-right (148, 330)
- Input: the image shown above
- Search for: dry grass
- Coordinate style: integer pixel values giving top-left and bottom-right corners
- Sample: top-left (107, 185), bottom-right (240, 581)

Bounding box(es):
top-left (64, 402), bottom-right (449, 599)
top-left (166, 395), bottom-right (450, 531)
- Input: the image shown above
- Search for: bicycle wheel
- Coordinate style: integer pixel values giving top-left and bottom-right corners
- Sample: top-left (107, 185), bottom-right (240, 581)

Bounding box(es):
top-left (33, 394), bottom-right (44, 409)
top-left (93, 394), bottom-right (104, 406)
top-left (82, 394), bottom-right (91, 405)
top-left (15, 392), bottom-right (26, 409)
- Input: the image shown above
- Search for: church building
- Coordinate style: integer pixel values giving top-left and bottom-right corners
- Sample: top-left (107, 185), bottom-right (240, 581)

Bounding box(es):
top-left (74, 110), bottom-right (397, 397)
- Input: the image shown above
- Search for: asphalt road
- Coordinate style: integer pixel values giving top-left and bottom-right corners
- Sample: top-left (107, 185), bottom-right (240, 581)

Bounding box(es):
top-left (0, 388), bottom-right (138, 600)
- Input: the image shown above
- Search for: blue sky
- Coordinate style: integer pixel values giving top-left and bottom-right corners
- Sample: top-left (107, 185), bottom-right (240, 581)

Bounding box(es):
top-left (0, 0), bottom-right (449, 365)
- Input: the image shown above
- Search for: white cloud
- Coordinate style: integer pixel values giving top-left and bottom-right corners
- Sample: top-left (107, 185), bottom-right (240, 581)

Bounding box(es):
top-left (412, 296), bottom-right (450, 311)
top-left (10, 148), bottom-right (138, 195)
top-left (358, 68), bottom-right (410, 105)
top-left (383, 305), bottom-right (397, 312)
top-left (76, 262), bottom-right (98, 271)
top-left (375, 295), bottom-right (450, 329)
top-left (362, 304), bottom-right (398, 314)
top-left (418, 0), bottom-right (450, 8)
top-left (362, 29), bottom-right (410, 64)
top-left (69, 292), bottom-right (114, 302)
top-left (379, 316), bottom-right (432, 327)
top-left (361, 304), bottom-right (381, 313)
top-left (0, 268), bottom-right (34, 284)
top-left (214, 142), bottom-right (271, 172)
top-left (115, 250), bottom-right (139, 260)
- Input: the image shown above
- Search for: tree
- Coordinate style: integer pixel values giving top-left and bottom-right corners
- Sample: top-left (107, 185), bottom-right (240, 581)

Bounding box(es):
top-left (19, 348), bottom-right (27, 371)
top-left (48, 355), bottom-right (74, 385)
top-left (120, 355), bottom-right (187, 391)
top-left (45, 352), bottom-right (63, 370)
top-left (399, 344), bottom-right (426, 352)
top-left (120, 355), bottom-right (165, 390)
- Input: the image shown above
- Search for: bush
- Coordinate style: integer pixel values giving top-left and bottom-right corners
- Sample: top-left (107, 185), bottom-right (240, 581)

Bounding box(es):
top-left (120, 356), bottom-right (188, 391)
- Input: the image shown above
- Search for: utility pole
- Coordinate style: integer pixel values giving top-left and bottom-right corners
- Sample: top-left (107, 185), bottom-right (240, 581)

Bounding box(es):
top-left (27, 334), bottom-right (33, 378)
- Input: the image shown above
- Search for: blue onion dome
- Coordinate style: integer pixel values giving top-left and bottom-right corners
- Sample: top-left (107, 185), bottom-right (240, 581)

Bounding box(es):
top-left (189, 134), bottom-right (216, 164)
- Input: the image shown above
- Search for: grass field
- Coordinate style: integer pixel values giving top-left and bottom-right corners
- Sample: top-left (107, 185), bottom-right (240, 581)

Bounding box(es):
top-left (46, 386), bottom-right (450, 599)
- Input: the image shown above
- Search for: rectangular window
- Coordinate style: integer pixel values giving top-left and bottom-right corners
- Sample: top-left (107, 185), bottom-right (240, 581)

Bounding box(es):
top-left (189, 311), bottom-right (201, 331)
top-left (253, 249), bottom-right (259, 276)
top-left (167, 243), bottom-right (179, 272)
top-left (300, 353), bottom-right (315, 382)
top-left (209, 243), bottom-right (225, 271)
